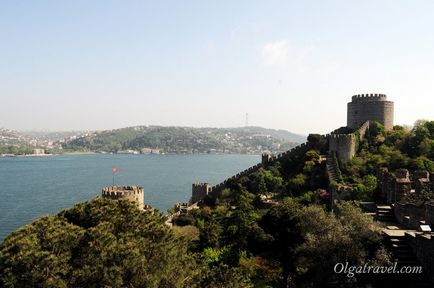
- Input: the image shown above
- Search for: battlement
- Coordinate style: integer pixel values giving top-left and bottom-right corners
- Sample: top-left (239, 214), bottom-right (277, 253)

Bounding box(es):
top-left (102, 186), bottom-right (144, 210)
top-left (102, 185), bottom-right (143, 195)
top-left (351, 94), bottom-right (387, 102)
top-left (377, 169), bottom-right (433, 205)
top-left (192, 141), bottom-right (316, 202)
top-left (395, 168), bottom-right (411, 181)
top-left (329, 133), bottom-right (355, 140)
top-left (192, 182), bottom-right (211, 189)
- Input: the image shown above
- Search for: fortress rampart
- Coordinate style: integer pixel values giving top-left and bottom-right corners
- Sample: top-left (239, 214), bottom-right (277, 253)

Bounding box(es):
top-left (102, 186), bottom-right (144, 210)
top-left (208, 142), bottom-right (312, 198)
top-left (406, 231), bottom-right (434, 283)
top-left (377, 169), bottom-right (434, 282)
top-left (191, 94), bottom-right (394, 201)
top-left (185, 142), bottom-right (315, 202)
top-left (377, 168), bottom-right (434, 228)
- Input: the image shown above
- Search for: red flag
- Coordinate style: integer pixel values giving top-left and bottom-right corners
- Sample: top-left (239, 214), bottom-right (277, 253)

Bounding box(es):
top-left (112, 167), bottom-right (119, 174)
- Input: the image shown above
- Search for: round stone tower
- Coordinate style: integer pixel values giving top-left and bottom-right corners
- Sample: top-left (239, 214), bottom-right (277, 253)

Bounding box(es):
top-left (347, 93), bottom-right (394, 130)
top-left (102, 186), bottom-right (144, 210)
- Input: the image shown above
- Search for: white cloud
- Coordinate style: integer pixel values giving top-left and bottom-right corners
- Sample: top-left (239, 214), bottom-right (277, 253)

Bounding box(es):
top-left (261, 40), bottom-right (289, 66)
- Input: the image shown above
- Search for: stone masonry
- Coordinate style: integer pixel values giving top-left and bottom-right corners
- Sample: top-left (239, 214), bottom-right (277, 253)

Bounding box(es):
top-left (102, 186), bottom-right (144, 210)
top-left (377, 169), bottom-right (434, 283)
top-left (347, 94), bottom-right (394, 130)
top-left (329, 120), bottom-right (370, 162)
top-left (192, 93), bottom-right (395, 200)
top-left (191, 182), bottom-right (212, 203)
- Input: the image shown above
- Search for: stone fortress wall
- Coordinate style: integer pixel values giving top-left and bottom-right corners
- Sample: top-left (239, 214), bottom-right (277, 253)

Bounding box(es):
top-left (210, 142), bottom-right (312, 195)
top-left (189, 142), bottom-right (313, 203)
top-left (102, 186), bottom-right (145, 210)
top-left (191, 93), bottom-right (394, 200)
top-left (377, 169), bottom-right (434, 281)
top-left (326, 121), bottom-right (370, 203)
top-left (377, 168), bottom-right (434, 229)
top-left (186, 93), bottom-right (434, 282)
top-left (329, 93), bottom-right (393, 162)
top-left (347, 94), bottom-right (394, 130)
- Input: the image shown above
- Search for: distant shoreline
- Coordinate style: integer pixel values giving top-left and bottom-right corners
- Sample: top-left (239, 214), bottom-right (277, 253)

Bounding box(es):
top-left (61, 151), bottom-right (96, 155)
top-left (0, 151), bottom-right (96, 158)
top-left (0, 151), bottom-right (261, 158)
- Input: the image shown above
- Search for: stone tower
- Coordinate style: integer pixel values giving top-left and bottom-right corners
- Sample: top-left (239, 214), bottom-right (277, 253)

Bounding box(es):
top-left (347, 94), bottom-right (394, 130)
top-left (191, 182), bottom-right (211, 203)
top-left (102, 186), bottom-right (144, 210)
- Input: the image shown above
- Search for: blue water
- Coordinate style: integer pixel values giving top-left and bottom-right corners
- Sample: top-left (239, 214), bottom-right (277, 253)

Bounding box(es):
top-left (0, 154), bottom-right (259, 241)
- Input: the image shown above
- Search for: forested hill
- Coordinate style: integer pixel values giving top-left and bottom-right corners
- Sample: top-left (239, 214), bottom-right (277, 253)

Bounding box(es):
top-left (62, 126), bottom-right (306, 154)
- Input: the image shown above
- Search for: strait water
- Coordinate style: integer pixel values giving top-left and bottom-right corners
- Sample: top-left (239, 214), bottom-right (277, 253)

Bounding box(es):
top-left (0, 153), bottom-right (259, 241)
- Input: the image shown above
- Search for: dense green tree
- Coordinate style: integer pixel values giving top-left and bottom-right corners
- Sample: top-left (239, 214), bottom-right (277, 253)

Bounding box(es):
top-left (224, 185), bottom-right (261, 251)
top-left (259, 199), bottom-right (303, 275)
top-left (0, 198), bottom-right (204, 288)
top-left (0, 145), bottom-right (33, 155)
top-left (296, 203), bottom-right (388, 286)
top-left (258, 201), bottom-right (388, 287)
top-left (288, 173), bottom-right (307, 194)
top-left (340, 120), bottom-right (433, 201)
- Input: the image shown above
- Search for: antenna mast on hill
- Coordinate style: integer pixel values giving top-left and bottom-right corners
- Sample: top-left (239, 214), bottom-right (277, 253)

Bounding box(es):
top-left (245, 113), bottom-right (249, 127)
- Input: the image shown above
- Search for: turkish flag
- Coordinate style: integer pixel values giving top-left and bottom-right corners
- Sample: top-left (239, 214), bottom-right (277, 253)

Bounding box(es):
top-left (112, 167), bottom-right (119, 174)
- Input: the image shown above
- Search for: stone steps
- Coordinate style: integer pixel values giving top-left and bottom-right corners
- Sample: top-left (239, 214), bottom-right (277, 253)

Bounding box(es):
top-left (368, 204), bottom-right (434, 286)
top-left (375, 204), bottom-right (396, 222)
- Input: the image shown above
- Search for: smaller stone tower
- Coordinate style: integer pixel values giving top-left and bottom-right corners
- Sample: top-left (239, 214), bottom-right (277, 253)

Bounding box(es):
top-left (347, 94), bottom-right (394, 130)
top-left (261, 153), bottom-right (273, 165)
top-left (102, 186), bottom-right (144, 210)
top-left (191, 182), bottom-right (211, 203)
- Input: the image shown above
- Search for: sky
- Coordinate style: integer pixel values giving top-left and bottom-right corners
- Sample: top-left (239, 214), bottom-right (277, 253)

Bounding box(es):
top-left (1, 1), bottom-right (433, 135)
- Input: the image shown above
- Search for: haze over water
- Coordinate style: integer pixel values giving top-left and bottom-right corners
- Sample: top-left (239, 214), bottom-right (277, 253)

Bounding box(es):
top-left (0, 153), bottom-right (258, 241)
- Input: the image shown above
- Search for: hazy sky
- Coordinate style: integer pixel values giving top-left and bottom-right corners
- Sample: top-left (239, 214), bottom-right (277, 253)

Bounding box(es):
top-left (1, 1), bottom-right (433, 134)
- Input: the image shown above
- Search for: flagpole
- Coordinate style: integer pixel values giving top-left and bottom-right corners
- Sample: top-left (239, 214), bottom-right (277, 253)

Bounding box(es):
top-left (112, 167), bottom-right (118, 186)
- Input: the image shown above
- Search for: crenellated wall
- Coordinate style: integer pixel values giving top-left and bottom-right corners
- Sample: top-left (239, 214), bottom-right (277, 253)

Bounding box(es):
top-left (191, 94), bottom-right (393, 201)
top-left (394, 202), bottom-right (426, 228)
top-left (426, 204), bottom-right (434, 227)
top-left (187, 142), bottom-right (315, 201)
top-left (356, 120), bottom-right (370, 138)
top-left (211, 142), bottom-right (310, 196)
top-left (406, 233), bottom-right (434, 283)
top-left (329, 93), bottom-right (393, 162)
top-left (377, 169), bottom-right (434, 282)
top-left (377, 169), bottom-right (434, 229)
top-left (351, 93), bottom-right (387, 102)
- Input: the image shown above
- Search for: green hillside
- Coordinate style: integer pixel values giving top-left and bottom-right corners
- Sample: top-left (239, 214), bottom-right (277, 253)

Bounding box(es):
top-left (62, 126), bottom-right (305, 154)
